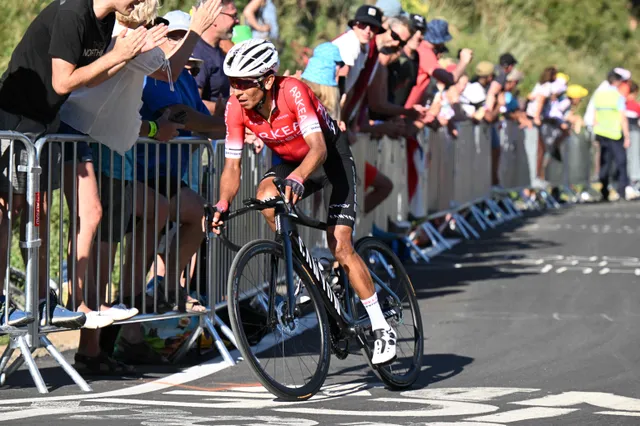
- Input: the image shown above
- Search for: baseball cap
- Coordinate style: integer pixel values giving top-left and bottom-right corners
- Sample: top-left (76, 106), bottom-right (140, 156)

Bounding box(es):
top-left (506, 69), bottom-right (524, 82)
top-left (475, 61), bottom-right (495, 77)
top-left (614, 67), bottom-right (631, 81)
top-left (348, 5), bottom-right (384, 32)
top-left (567, 84), bottom-right (589, 99)
top-left (164, 10), bottom-right (191, 33)
top-left (375, 0), bottom-right (404, 18)
top-left (409, 14), bottom-right (427, 33)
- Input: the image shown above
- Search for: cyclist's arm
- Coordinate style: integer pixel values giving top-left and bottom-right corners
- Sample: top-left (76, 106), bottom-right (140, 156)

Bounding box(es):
top-left (218, 96), bottom-right (245, 205)
top-left (290, 132), bottom-right (327, 181)
top-left (219, 157), bottom-right (242, 205)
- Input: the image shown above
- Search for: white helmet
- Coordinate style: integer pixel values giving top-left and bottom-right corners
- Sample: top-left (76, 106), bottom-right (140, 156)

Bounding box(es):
top-left (224, 39), bottom-right (280, 79)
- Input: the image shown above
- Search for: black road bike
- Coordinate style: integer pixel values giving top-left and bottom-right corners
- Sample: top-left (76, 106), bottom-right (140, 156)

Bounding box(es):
top-left (207, 178), bottom-right (423, 401)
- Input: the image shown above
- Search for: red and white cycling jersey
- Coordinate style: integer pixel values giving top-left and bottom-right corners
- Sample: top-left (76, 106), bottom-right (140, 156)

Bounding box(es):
top-left (224, 77), bottom-right (339, 163)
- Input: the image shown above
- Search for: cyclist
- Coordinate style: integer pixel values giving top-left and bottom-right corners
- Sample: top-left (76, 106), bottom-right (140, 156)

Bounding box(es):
top-left (210, 39), bottom-right (396, 365)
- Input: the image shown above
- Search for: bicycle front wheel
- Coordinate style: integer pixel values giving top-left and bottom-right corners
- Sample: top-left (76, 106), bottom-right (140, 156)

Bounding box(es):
top-left (227, 239), bottom-right (331, 400)
top-left (354, 237), bottom-right (424, 389)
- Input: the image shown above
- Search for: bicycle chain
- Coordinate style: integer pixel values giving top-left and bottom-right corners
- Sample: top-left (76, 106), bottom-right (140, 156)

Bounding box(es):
top-left (330, 331), bottom-right (349, 360)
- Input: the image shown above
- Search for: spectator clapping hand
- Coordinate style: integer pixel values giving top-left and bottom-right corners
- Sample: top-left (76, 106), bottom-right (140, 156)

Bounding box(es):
top-left (141, 24), bottom-right (169, 54)
top-left (459, 48), bottom-right (474, 66)
top-left (112, 27), bottom-right (150, 61)
top-left (190, 0), bottom-right (224, 36)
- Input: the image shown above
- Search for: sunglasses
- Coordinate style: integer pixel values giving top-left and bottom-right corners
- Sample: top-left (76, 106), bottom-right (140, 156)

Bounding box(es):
top-left (390, 29), bottom-right (408, 47)
top-left (220, 11), bottom-right (239, 21)
top-left (355, 22), bottom-right (381, 34)
top-left (229, 77), bottom-right (264, 90)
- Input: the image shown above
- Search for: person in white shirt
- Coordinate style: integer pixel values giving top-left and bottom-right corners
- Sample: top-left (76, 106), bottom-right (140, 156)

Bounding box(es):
top-left (58, 0), bottom-right (222, 374)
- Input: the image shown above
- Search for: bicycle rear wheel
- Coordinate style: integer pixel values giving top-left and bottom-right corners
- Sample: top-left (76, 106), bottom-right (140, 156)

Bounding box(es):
top-left (227, 239), bottom-right (331, 400)
top-left (354, 237), bottom-right (423, 389)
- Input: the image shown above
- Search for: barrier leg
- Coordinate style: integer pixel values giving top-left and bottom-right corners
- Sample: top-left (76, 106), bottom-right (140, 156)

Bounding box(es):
top-left (204, 315), bottom-right (236, 366)
top-left (214, 314), bottom-right (238, 350)
top-left (403, 236), bottom-right (431, 263)
top-left (0, 341), bottom-right (14, 371)
top-left (503, 196), bottom-right (523, 217)
top-left (482, 199), bottom-right (505, 226)
top-left (539, 189), bottom-right (561, 209)
top-left (496, 197), bottom-right (518, 220)
top-left (452, 213), bottom-right (480, 239)
top-left (421, 222), bottom-right (453, 251)
top-left (470, 205), bottom-right (492, 230)
top-left (40, 334), bottom-right (92, 392)
top-left (451, 214), bottom-right (471, 240)
top-left (3, 335), bottom-right (48, 394)
top-left (170, 322), bottom-right (204, 363)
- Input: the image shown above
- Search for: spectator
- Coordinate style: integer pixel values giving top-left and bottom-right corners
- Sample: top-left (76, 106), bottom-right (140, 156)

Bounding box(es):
top-left (541, 73), bottom-right (570, 163)
top-left (593, 69), bottom-right (637, 201)
top-left (526, 66), bottom-right (557, 185)
top-left (387, 14), bottom-right (427, 107)
top-left (57, 1), bottom-right (221, 374)
top-left (403, 19), bottom-right (472, 114)
top-left (0, 0), bottom-right (161, 328)
top-left (565, 84), bottom-right (589, 134)
top-left (58, 0), bottom-right (220, 332)
top-left (500, 69), bottom-right (532, 128)
top-left (333, 5), bottom-right (383, 124)
top-left (484, 52), bottom-right (518, 121)
top-left (243, 0), bottom-right (279, 42)
top-left (137, 10), bottom-right (226, 315)
top-left (193, 0), bottom-right (239, 117)
top-left (584, 67), bottom-right (631, 130)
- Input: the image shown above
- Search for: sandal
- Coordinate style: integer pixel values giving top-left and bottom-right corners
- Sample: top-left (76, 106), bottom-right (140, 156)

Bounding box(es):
top-left (185, 296), bottom-right (207, 313)
top-left (74, 352), bottom-right (139, 377)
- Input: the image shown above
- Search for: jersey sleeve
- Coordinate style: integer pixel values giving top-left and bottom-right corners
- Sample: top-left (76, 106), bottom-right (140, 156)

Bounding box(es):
top-left (49, 9), bottom-right (85, 65)
top-left (285, 79), bottom-right (322, 137)
top-left (224, 96), bottom-right (245, 159)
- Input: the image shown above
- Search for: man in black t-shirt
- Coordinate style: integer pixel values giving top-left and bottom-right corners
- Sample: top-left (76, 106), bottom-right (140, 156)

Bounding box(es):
top-left (0, 0), bottom-right (166, 330)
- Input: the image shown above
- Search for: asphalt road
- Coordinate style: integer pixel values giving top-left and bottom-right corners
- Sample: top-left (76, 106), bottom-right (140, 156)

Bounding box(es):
top-left (3, 200), bottom-right (640, 425)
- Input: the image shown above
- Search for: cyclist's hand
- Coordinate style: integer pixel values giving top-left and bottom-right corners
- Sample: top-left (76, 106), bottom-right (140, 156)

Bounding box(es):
top-left (209, 200), bottom-right (229, 235)
top-left (284, 175), bottom-right (305, 205)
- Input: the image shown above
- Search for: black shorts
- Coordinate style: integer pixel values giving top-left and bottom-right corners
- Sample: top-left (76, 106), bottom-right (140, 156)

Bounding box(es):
top-left (261, 132), bottom-right (357, 228)
top-left (145, 174), bottom-right (189, 200)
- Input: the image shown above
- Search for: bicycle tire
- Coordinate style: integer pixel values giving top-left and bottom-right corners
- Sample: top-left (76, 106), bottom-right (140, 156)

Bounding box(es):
top-left (354, 236), bottom-right (423, 389)
top-left (227, 239), bottom-right (331, 400)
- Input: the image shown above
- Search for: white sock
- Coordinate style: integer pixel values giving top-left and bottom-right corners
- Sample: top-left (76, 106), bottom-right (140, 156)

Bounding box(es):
top-left (361, 293), bottom-right (389, 331)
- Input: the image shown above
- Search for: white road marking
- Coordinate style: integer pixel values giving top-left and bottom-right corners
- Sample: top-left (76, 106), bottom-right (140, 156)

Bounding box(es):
top-left (402, 388), bottom-right (539, 402)
top-left (553, 313), bottom-right (561, 320)
top-left (541, 264), bottom-right (553, 273)
top-left (600, 268), bottom-right (610, 275)
top-left (583, 268), bottom-right (593, 274)
top-left (598, 261), bottom-right (608, 267)
top-left (601, 314), bottom-right (614, 322)
top-left (465, 407), bottom-right (578, 423)
top-left (513, 391), bottom-right (640, 411)
top-left (597, 411), bottom-right (640, 417)
top-left (275, 398), bottom-right (499, 417)
top-left (556, 267), bottom-right (567, 274)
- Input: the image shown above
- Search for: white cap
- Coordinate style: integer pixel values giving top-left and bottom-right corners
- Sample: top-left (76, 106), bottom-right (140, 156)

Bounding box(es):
top-left (614, 67), bottom-right (631, 81)
top-left (163, 10), bottom-right (191, 33)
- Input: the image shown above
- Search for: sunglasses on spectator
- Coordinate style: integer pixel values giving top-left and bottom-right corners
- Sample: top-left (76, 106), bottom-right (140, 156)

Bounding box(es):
top-left (220, 11), bottom-right (239, 21)
top-left (229, 77), bottom-right (265, 90)
top-left (355, 22), bottom-right (381, 34)
top-left (390, 29), bottom-right (408, 47)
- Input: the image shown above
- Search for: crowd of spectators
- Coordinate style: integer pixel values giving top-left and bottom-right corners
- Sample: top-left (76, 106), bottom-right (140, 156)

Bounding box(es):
top-left (0, 0), bottom-right (639, 374)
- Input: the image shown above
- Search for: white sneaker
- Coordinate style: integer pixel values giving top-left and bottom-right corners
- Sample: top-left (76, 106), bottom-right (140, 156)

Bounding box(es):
top-left (82, 311), bottom-right (114, 329)
top-left (101, 304), bottom-right (139, 321)
top-left (625, 186), bottom-right (640, 201)
top-left (371, 327), bottom-right (397, 365)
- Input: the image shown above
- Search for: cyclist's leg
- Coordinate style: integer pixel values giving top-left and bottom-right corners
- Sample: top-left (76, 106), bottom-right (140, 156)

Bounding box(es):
top-left (323, 134), bottom-right (396, 364)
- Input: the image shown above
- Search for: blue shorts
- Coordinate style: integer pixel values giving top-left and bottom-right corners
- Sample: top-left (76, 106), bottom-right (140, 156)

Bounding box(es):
top-left (58, 122), bottom-right (94, 163)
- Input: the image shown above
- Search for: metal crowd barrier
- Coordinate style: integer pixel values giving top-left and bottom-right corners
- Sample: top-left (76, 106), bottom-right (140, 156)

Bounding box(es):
top-left (0, 131), bottom-right (44, 392)
top-left (628, 121), bottom-right (640, 185)
top-left (0, 134), bottom-right (241, 394)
